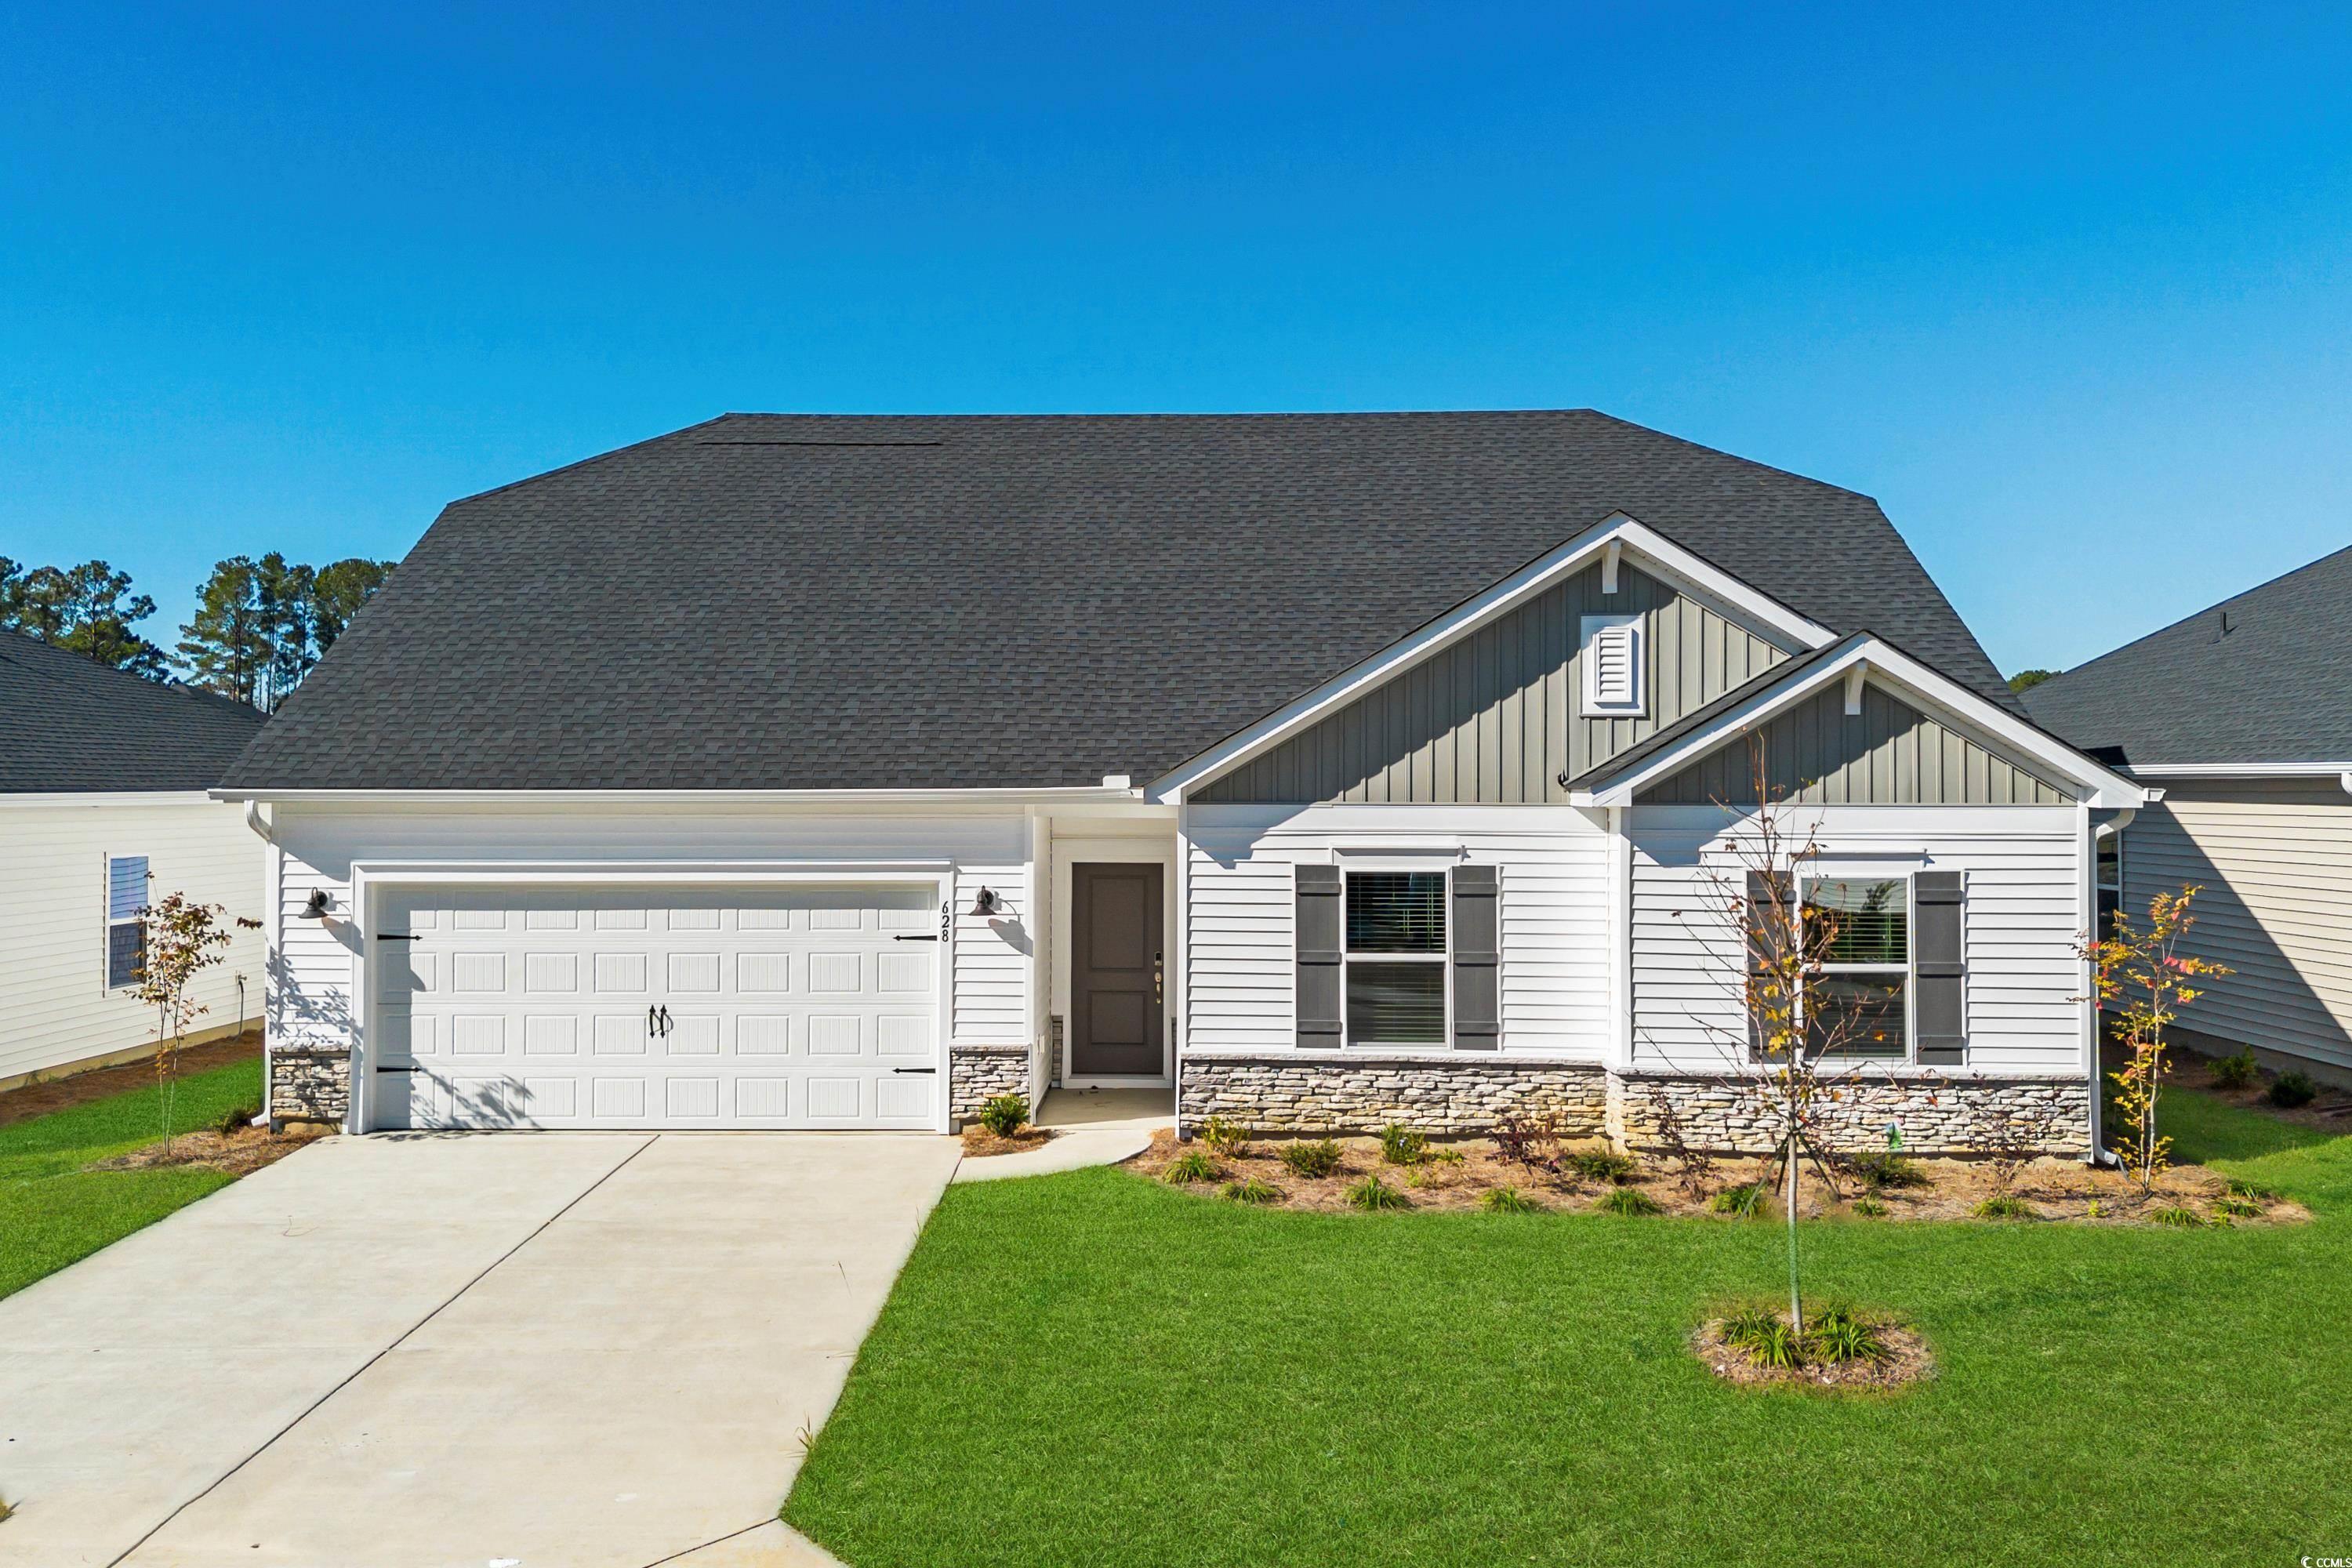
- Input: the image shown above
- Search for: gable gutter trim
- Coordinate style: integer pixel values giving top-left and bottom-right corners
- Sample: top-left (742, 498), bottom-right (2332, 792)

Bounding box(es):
top-left (1144, 512), bottom-right (1838, 804)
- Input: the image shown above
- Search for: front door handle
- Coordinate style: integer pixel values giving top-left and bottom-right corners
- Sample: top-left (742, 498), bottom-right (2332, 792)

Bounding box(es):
top-left (1154, 950), bottom-right (1163, 1004)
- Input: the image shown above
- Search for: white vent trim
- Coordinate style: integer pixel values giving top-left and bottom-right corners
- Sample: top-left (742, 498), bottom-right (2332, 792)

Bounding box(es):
top-left (1581, 613), bottom-right (1645, 716)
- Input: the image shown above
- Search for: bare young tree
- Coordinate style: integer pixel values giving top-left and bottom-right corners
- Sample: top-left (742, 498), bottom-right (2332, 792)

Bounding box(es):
top-left (1654, 741), bottom-right (1897, 1334)
top-left (131, 893), bottom-right (261, 1156)
top-left (1944, 1073), bottom-right (2071, 1197)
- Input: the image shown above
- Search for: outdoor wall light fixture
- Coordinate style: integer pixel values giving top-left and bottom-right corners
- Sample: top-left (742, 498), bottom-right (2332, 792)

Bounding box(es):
top-left (299, 889), bottom-right (334, 920)
top-left (970, 887), bottom-right (1005, 917)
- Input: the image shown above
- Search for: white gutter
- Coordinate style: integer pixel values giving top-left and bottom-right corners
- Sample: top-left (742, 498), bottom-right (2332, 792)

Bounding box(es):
top-left (209, 786), bottom-right (1152, 807)
top-left (2122, 761), bottom-right (2352, 779)
top-left (0, 790), bottom-right (217, 808)
top-left (243, 800), bottom-right (274, 842)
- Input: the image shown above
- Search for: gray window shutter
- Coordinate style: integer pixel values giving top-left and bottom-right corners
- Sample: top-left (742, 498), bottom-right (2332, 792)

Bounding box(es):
top-left (1746, 869), bottom-right (1793, 1062)
top-left (1451, 865), bottom-right (1499, 1049)
top-left (1914, 870), bottom-right (1965, 1064)
top-left (1295, 864), bottom-right (1343, 1047)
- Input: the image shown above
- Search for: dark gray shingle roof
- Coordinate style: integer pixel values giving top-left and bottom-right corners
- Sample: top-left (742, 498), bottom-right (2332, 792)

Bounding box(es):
top-left (223, 411), bottom-right (2016, 792)
top-left (1, 630), bottom-right (266, 793)
top-left (2024, 544), bottom-right (2352, 767)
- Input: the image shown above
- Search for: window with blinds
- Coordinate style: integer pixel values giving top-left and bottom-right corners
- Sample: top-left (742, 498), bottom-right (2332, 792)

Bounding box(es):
top-left (105, 854), bottom-right (148, 990)
top-left (1581, 612), bottom-right (1644, 715)
top-left (1344, 872), bottom-right (1446, 1044)
top-left (1801, 877), bottom-right (1908, 1058)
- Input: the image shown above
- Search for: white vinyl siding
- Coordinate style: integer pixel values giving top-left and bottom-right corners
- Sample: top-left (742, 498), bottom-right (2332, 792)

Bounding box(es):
top-left (1182, 804), bottom-right (1611, 1057)
top-left (0, 800), bottom-right (264, 1083)
top-left (263, 804), bottom-right (1036, 1102)
top-left (1628, 805), bottom-right (2083, 1074)
top-left (2119, 783), bottom-right (2352, 1073)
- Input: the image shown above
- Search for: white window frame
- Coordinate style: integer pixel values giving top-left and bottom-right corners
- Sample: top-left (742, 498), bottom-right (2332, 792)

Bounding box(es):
top-left (103, 853), bottom-right (150, 993)
top-left (1797, 869), bottom-right (1915, 1062)
top-left (1581, 612), bottom-right (1646, 717)
top-left (1339, 863), bottom-right (1451, 1049)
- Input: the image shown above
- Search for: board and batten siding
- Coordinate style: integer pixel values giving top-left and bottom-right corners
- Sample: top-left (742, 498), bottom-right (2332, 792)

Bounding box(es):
top-left (0, 797), bottom-right (266, 1083)
top-left (1636, 682), bottom-right (2067, 806)
top-left (1182, 804), bottom-right (1612, 1056)
top-left (263, 805), bottom-right (1035, 1063)
top-left (2120, 781), bottom-right (2352, 1073)
top-left (1626, 805), bottom-right (2085, 1074)
top-left (1196, 562), bottom-right (1791, 805)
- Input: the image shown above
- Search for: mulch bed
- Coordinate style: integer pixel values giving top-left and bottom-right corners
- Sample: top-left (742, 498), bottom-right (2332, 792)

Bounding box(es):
top-left (0, 1029), bottom-right (263, 1128)
top-left (85, 1120), bottom-right (330, 1178)
top-left (960, 1125), bottom-right (1057, 1158)
top-left (1127, 1128), bottom-right (2309, 1227)
top-left (2175, 1049), bottom-right (2352, 1130)
top-left (1693, 1314), bottom-right (1937, 1392)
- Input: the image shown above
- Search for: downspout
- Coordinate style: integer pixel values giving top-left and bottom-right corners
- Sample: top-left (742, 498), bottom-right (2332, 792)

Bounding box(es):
top-left (241, 800), bottom-right (278, 1129)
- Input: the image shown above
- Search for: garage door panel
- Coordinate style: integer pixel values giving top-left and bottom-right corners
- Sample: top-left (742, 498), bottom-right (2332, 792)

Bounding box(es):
top-left (373, 883), bottom-right (940, 1130)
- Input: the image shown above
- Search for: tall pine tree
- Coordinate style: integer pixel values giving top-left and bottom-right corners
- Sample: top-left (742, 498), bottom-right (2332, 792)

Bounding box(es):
top-left (177, 552), bottom-right (395, 708)
top-left (0, 557), bottom-right (171, 679)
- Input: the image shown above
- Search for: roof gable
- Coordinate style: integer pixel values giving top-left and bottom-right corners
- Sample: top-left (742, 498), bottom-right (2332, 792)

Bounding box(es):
top-left (220, 410), bottom-right (2020, 793)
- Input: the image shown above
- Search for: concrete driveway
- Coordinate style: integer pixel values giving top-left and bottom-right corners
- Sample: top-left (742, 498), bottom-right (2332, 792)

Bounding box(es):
top-left (0, 1131), bottom-right (960, 1567)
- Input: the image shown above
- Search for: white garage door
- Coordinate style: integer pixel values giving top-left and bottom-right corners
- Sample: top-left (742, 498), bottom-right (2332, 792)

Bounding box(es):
top-left (371, 884), bottom-right (942, 1130)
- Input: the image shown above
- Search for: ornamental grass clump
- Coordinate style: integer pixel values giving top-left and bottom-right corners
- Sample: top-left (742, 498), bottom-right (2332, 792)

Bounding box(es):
top-left (1844, 1151), bottom-right (1929, 1192)
top-left (1162, 1151), bottom-right (1221, 1185)
top-left (976, 1094), bottom-right (1030, 1138)
top-left (1196, 1115), bottom-right (1251, 1160)
top-left (1709, 1182), bottom-right (1769, 1217)
top-left (1971, 1194), bottom-right (2038, 1221)
top-left (1276, 1139), bottom-right (1345, 1179)
top-left (2150, 1204), bottom-right (2208, 1229)
top-left (1594, 1186), bottom-right (1661, 1216)
top-left (1566, 1149), bottom-right (1637, 1184)
top-left (1478, 1185), bottom-right (1543, 1214)
top-left (1718, 1303), bottom-right (1891, 1371)
top-left (1220, 1178), bottom-right (1282, 1206)
top-left (1344, 1175), bottom-right (1410, 1211)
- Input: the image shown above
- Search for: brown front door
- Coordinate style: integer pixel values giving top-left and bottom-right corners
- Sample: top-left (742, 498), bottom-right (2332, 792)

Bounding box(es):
top-left (1071, 862), bottom-right (1165, 1076)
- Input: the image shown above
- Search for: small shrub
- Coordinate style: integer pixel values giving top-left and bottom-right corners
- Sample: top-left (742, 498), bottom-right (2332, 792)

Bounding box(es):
top-left (1479, 1185), bottom-right (1544, 1214)
top-left (1276, 1139), bottom-right (1344, 1178)
top-left (1566, 1149), bottom-right (1636, 1184)
top-left (1378, 1123), bottom-right (1429, 1167)
top-left (1850, 1195), bottom-right (1888, 1218)
top-left (1221, 1178), bottom-right (1283, 1206)
top-left (2209, 1049), bottom-right (2260, 1091)
top-left (976, 1093), bottom-right (1029, 1138)
top-left (1844, 1151), bottom-right (1929, 1191)
top-left (1809, 1305), bottom-right (1889, 1364)
top-left (1344, 1175), bottom-right (1410, 1211)
top-left (1708, 1182), bottom-right (1769, 1217)
top-left (2084, 1199), bottom-right (2104, 1220)
top-left (216, 1103), bottom-right (261, 1138)
top-left (2269, 1070), bottom-right (2319, 1108)
top-left (1594, 1185), bottom-right (1661, 1216)
top-left (1163, 1150), bottom-right (1221, 1185)
top-left (2150, 1204), bottom-right (2209, 1229)
top-left (1196, 1115), bottom-right (1251, 1160)
top-left (2210, 1194), bottom-right (2264, 1220)
top-left (1972, 1194), bottom-right (2038, 1221)
top-left (1491, 1111), bottom-right (1565, 1174)
top-left (1426, 1146), bottom-right (1465, 1166)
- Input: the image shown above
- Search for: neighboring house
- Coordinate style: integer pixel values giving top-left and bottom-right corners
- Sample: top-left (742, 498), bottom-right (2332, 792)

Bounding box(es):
top-left (215, 412), bottom-right (2142, 1152)
top-left (1, 630), bottom-right (267, 1091)
top-left (2026, 545), bottom-right (2352, 1085)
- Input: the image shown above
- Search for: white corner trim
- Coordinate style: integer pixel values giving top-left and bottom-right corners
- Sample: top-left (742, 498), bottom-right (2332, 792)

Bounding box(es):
top-left (1145, 513), bottom-right (1836, 803)
top-left (1569, 637), bottom-right (2148, 809)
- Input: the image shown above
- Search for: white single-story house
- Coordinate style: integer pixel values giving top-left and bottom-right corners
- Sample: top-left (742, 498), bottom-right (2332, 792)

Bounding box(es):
top-left (2, 629), bottom-right (268, 1091)
top-left (2027, 544), bottom-right (2352, 1087)
top-left (216, 412), bottom-right (2145, 1151)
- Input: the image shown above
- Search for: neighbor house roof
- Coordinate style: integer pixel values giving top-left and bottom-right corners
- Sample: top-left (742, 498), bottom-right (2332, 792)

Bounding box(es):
top-left (2024, 544), bottom-right (2352, 768)
top-left (220, 410), bottom-right (2018, 793)
top-left (1, 630), bottom-right (266, 793)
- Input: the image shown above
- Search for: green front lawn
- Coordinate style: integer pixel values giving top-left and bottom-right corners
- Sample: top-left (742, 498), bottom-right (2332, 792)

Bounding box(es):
top-left (0, 1057), bottom-right (265, 1299)
top-left (786, 1091), bottom-right (2352, 1567)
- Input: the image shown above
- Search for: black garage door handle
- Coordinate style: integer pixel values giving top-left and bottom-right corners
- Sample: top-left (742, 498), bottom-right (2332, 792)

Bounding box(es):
top-left (891, 1067), bottom-right (937, 1075)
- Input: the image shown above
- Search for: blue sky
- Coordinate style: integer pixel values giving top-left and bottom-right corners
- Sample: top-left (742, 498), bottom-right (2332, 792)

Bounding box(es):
top-left (3, 2), bottom-right (2347, 675)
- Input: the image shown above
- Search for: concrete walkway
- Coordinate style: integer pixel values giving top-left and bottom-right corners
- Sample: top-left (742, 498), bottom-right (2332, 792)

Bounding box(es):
top-left (949, 1087), bottom-right (1171, 1184)
top-left (0, 1131), bottom-right (956, 1567)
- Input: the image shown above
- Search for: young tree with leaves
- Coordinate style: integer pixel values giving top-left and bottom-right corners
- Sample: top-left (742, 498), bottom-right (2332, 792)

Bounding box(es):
top-left (2080, 886), bottom-right (2229, 1193)
top-left (131, 893), bottom-right (260, 1157)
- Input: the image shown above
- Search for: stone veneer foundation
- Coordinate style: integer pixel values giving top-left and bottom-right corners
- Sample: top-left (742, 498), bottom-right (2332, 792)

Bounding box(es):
top-left (950, 1044), bottom-right (1030, 1125)
top-left (269, 1047), bottom-right (351, 1129)
top-left (1180, 1053), bottom-right (2091, 1156)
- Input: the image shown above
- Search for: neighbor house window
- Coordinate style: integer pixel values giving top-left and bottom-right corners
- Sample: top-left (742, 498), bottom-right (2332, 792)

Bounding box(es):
top-left (1581, 612), bottom-right (1646, 716)
top-left (2095, 829), bottom-right (2122, 942)
top-left (1345, 871), bottom-right (1446, 1045)
top-left (105, 855), bottom-right (149, 990)
top-left (1800, 876), bottom-right (1908, 1058)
